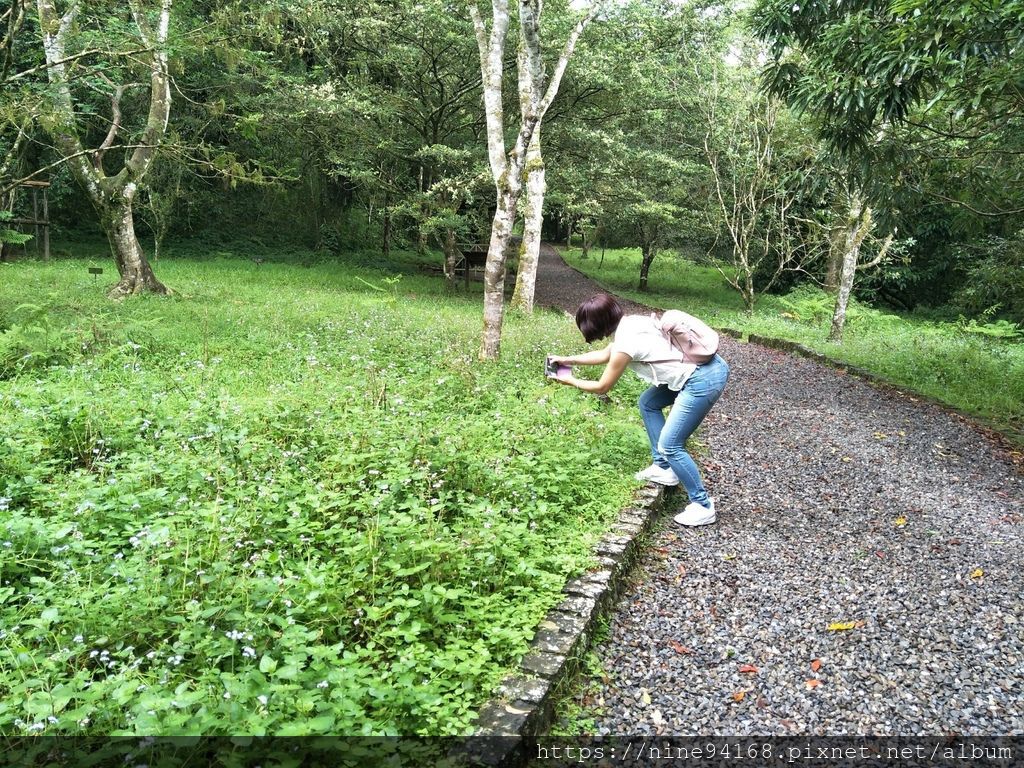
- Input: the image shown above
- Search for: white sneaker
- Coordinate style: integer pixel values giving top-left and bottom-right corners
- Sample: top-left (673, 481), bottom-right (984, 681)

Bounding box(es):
top-left (634, 464), bottom-right (679, 486)
top-left (674, 497), bottom-right (716, 526)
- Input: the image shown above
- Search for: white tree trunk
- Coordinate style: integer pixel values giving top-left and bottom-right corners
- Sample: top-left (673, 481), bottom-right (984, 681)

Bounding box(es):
top-left (481, 189), bottom-right (518, 355)
top-left (471, 0), bottom-right (596, 359)
top-left (829, 193), bottom-right (871, 342)
top-left (510, 127), bottom-right (545, 313)
top-left (104, 188), bottom-right (165, 297)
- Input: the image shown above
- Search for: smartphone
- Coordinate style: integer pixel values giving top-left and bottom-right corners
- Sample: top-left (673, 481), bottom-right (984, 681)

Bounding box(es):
top-left (545, 356), bottom-right (571, 379)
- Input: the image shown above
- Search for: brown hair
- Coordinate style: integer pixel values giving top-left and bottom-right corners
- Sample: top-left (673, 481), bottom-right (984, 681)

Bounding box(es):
top-left (575, 294), bottom-right (624, 343)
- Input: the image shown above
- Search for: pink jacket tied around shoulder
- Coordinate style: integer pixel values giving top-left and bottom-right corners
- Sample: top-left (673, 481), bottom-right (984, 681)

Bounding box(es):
top-left (657, 309), bottom-right (720, 365)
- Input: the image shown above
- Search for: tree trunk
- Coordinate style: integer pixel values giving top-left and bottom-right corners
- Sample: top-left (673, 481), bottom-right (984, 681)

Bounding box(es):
top-left (580, 225), bottom-right (590, 259)
top-left (441, 227), bottom-right (460, 281)
top-left (510, 129), bottom-right (545, 314)
top-left (480, 190), bottom-right (517, 358)
top-left (638, 242), bottom-right (656, 291)
top-left (102, 193), bottom-right (169, 298)
top-left (829, 195), bottom-right (870, 342)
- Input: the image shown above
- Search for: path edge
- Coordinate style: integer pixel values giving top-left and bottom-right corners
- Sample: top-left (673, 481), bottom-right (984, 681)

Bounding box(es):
top-left (448, 483), bottom-right (675, 767)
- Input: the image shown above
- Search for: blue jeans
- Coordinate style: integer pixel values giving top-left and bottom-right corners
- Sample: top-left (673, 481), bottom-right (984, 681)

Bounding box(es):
top-left (638, 354), bottom-right (729, 508)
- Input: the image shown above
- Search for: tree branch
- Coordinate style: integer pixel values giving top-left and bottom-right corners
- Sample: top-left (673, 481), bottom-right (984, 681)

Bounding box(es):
top-left (538, 5), bottom-right (597, 119)
top-left (93, 75), bottom-right (126, 173)
top-left (9, 46), bottom-right (154, 81)
top-left (1, 142), bottom-right (160, 196)
top-left (861, 230), bottom-right (894, 270)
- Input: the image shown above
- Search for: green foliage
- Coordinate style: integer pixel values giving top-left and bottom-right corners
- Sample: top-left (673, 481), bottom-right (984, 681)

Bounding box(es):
top-left (952, 231), bottom-right (1024, 326)
top-left (777, 285), bottom-right (836, 324)
top-left (0, 212), bottom-right (31, 248)
top-left (0, 302), bottom-right (79, 378)
top-left (0, 247), bottom-right (647, 739)
top-left (953, 314), bottom-right (1023, 342)
top-left (752, 0), bottom-right (1024, 153)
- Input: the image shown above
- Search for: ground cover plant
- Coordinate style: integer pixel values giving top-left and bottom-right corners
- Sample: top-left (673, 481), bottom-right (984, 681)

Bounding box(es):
top-left (0, 245), bottom-right (651, 738)
top-left (563, 248), bottom-right (1024, 444)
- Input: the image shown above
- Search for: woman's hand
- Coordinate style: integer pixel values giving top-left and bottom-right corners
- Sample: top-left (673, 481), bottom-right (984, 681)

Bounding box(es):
top-left (554, 351), bottom-right (630, 395)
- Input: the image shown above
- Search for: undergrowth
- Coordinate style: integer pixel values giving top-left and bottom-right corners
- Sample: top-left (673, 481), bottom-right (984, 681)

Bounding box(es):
top-left (0, 248), bottom-right (650, 739)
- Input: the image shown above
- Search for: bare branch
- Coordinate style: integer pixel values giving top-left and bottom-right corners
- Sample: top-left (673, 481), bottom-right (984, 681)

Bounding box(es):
top-left (1, 142), bottom-right (160, 196)
top-left (94, 82), bottom-right (126, 172)
top-left (861, 230), bottom-right (894, 269)
top-left (9, 46), bottom-right (154, 82)
top-left (914, 185), bottom-right (1024, 217)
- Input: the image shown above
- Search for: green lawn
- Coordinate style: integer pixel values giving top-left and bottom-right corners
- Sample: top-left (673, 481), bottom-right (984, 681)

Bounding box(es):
top-left (564, 247), bottom-right (1024, 445)
top-left (0, 244), bottom-right (652, 737)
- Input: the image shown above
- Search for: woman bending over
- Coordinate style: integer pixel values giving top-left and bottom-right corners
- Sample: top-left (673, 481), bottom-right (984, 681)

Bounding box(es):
top-left (549, 294), bottom-right (729, 526)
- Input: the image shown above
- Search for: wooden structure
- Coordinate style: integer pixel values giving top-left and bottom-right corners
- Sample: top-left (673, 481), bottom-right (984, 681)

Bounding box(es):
top-left (456, 243), bottom-right (489, 289)
top-left (5, 180), bottom-right (51, 260)
top-left (454, 235), bottom-right (520, 288)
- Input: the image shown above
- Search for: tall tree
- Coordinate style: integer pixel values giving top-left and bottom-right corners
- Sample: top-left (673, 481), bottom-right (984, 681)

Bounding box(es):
top-left (36, 0), bottom-right (173, 297)
top-left (698, 59), bottom-right (820, 311)
top-left (753, 0), bottom-right (1024, 320)
top-left (470, 0), bottom-right (594, 360)
top-left (827, 187), bottom-right (894, 341)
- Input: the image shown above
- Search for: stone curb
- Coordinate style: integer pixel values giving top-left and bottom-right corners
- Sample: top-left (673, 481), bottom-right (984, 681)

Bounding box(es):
top-left (449, 484), bottom-right (674, 767)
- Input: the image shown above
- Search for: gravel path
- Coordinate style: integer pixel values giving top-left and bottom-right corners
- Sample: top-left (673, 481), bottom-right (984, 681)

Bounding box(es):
top-left (534, 243), bottom-right (1024, 735)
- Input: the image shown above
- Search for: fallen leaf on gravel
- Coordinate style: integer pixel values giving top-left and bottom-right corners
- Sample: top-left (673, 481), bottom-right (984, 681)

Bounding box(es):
top-left (873, 431), bottom-right (888, 439)
top-left (732, 691), bottom-right (746, 703)
top-left (669, 641), bottom-right (692, 655)
top-left (640, 689), bottom-right (651, 706)
top-left (723, 553), bottom-right (737, 561)
top-left (810, 659), bottom-right (822, 672)
top-left (875, 551), bottom-right (886, 559)
top-left (827, 621), bottom-right (858, 631)
top-left (894, 516), bottom-right (907, 527)
top-left (970, 568), bottom-right (984, 579)
top-left (738, 664), bottom-right (759, 674)
top-left (841, 456), bottom-right (852, 462)
top-left (805, 679), bottom-right (821, 690)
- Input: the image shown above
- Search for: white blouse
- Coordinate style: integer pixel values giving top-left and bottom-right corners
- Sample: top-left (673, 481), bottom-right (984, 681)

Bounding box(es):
top-left (611, 315), bottom-right (696, 391)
